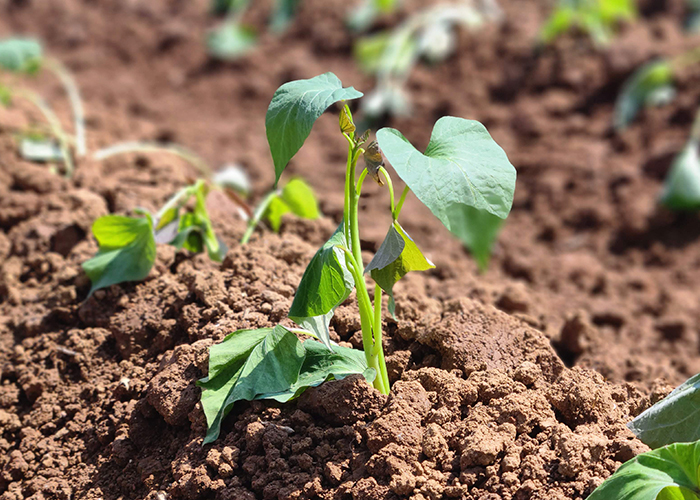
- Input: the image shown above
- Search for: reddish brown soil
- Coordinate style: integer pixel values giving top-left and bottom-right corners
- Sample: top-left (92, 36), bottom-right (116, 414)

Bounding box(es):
top-left (1, 0), bottom-right (700, 498)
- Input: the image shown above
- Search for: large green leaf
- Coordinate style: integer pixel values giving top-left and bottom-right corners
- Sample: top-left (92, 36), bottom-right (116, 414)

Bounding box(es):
top-left (289, 223), bottom-right (354, 349)
top-left (660, 141), bottom-right (700, 211)
top-left (207, 22), bottom-right (257, 60)
top-left (0, 38), bottom-right (43, 73)
top-left (264, 178), bottom-right (320, 232)
top-left (629, 373), bottom-right (700, 449)
top-left (377, 116), bottom-right (516, 229)
top-left (367, 222), bottom-right (434, 316)
top-left (588, 440), bottom-right (700, 500)
top-left (614, 60), bottom-right (675, 130)
top-left (198, 326), bottom-right (306, 444)
top-left (264, 339), bottom-right (376, 402)
top-left (449, 205), bottom-right (504, 272)
top-left (266, 73), bottom-right (363, 184)
top-left (82, 215), bottom-right (156, 296)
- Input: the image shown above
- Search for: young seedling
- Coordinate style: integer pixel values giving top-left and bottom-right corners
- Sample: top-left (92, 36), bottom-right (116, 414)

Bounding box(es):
top-left (0, 37), bottom-right (86, 174)
top-left (613, 47), bottom-right (700, 130)
top-left (208, 0), bottom-right (301, 60)
top-left (587, 371), bottom-right (700, 499)
top-left (354, 1), bottom-right (502, 120)
top-left (198, 71), bottom-right (516, 443)
top-left (83, 180), bottom-right (227, 296)
top-left (659, 111), bottom-right (700, 211)
top-left (347, 0), bottom-right (401, 33)
top-left (540, 0), bottom-right (636, 46)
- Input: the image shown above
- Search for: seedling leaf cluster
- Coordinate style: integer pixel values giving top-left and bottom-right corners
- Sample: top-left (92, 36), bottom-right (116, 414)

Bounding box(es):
top-left (540, 0), bottom-right (636, 45)
top-left (199, 71), bottom-right (516, 442)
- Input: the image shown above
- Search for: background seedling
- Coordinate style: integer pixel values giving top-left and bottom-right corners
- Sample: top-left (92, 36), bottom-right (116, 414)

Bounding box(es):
top-left (83, 180), bottom-right (226, 296)
top-left (208, 0), bottom-right (301, 60)
top-left (659, 111), bottom-right (700, 211)
top-left (199, 71), bottom-right (516, 442)
top-left (354, 0), bottom-right (502, 121)
top-left (347, 0), bottom-right (401, 33)
top-left (0, 37), bottom-right (86, 174)
top-left (540, 0), bottom-right (636, 46)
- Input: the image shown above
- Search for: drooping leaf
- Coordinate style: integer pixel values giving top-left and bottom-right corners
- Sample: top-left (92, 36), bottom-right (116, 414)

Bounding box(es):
top-left (448, 205), bottom-right (504, 272)
top-left (20, 138), bottom-right (63, 162)
top-left (266, 72), bottom-right (363, 184)
top-left (614, 60), bottom-right (675, 130)
top-left (270, 0), bottom-right (301, 32)
top-left (82, 214), bottom-right (156, 296)
top-left (198, 326), bottom-right (306, 443)
top-left (213, 164), bottom-right (251, 195)
top-left (263, 339), bottom-right (376, 402)
top-left (660, 141), bottom-right (700, 211)
top-left (280, 178), bottom-right (320, 220)
top-left (339, 106), bottom-right (356, 135)
top-left (587, 440), bottom-right (700, 500)
top-left (207, 22), bottom-right (257, 60)
top-left (367, 222), bottom-right (434, 316)
top-left (377, 116), bottom-right (516, 231)
top-left (629, 372), bottom-right (700, 449)
top-left (288, 223), bottom-right (354, 349)
top-left (0, 38), bottom-right (43, 73)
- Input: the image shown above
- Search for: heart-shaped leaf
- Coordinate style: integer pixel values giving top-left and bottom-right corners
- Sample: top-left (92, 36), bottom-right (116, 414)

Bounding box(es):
top-left (82, 214), bottom-right (156, 296)
top-left (367, 222), bottom-right (434, 316)
top-left (660, 141), bottom-right (700, 211)
top-left (629, 372), bottom-right (700, 449)
top-left (614, 60), bottom-right (675, 130)
top-left (377, 116), bottom-right (516, 231)
top-left (0, 38), bottom-right (43, 73)
top-left (266, 73), bottom-right (363, 184)
top-left (588, 440), bottom-right (700, 500)
top-left (289, 223), bottom-right (354, 349)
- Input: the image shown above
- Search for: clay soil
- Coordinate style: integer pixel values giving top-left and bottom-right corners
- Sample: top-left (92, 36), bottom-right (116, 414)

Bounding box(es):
top-left (2, 0), bottom-right (700, 498)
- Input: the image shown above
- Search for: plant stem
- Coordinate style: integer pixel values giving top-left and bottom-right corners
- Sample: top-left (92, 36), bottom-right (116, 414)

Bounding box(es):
top-left (16, 89), bottom-right (74, 177)
top-left (393, 185), bottom-right (410, 220)
top-left (379, 166), bottom-right (395, 212)
top-left (45, 58), bottom-right (86, 157)
top-left (93, 141), bottom-right (213, 178)
top-left (373, 284), bottom-right (389, 393)
top-left (240, 190), bottom-right (279, 244)
top-left (344, 132), bottom-right (390, 395)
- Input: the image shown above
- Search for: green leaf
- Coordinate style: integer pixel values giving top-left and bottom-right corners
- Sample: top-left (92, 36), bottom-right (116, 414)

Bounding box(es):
top-left (368, 222), bottom-right (434, 316)
top-left (629, 373), bottom-right (700, 449)
top-left (449, 205), bottom-right (504, 272)
top-left (270, 0), bottom-right (301, 32)
top-left (614, 60), bottom-right (675, 130)
top-left (0, 38), bottom-right (43, 73)
top-left (211, 0), bottom-right (249, 14)
top-left (0, 85), bottom-right (11, 106)
top-left (281, 178), bottom-right (320, 220)
top-left (377, 116), bottom-right (516, 229)
top-left (263, 339), bottom-right (376, 402)
top-left (540, 0), bottom-right (635, 45)
top-left (198, 326), bottom-right (306, 443)
top-left (588, 440), bottom-right (700, 500)
top-left (660, 141), bottom-right (700, 211)
top-left (207, 22), bottom-right (257, 60)
top-left (266, 72), bottom-right (363, 184)
top-left (82, 215), bottom-right (156, 296)
top-left (288, 223), bottom-right (354, 349)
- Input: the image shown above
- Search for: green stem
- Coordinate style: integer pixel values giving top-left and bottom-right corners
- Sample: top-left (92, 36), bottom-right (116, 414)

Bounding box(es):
top-left (93, 141), bottom-right (212, 178)
top-left (690, 109), bottom-right (700, 143)
top-left (393, 185), bottom-right (410, 220)
top-left (378, 166), bottom-right (395, 213)
top-left (373, 285), bottom-right (389, 393)
top-left (16, 89), bottom-right (74, 177)
top-left (240, 190), bottom-right (279, 244)
top-left (45, 58), bottom-right (86, 157)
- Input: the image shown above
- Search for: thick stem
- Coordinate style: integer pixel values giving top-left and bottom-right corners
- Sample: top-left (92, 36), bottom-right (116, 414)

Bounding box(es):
top-left (373, 285), bottom-right (390, 393)
top-left (45, 58), bottom-right (86, 157)
top-left (240, 190), bottom-right (278, 244)
top-left (393, 185), bottom-right (410, 220)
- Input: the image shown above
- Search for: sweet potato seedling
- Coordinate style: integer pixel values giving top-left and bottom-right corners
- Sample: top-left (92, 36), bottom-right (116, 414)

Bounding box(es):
top-left (198, 71), bottom-right (516, 443)
top-left (0, 37), bottom-right (86, 175)
top-left (208, 0), bottom-right (301, 60)
top-left (540, 0), bottom-right (636, 46)
top-left (354, 1), bottom-right (502, 120)
top-left (587, 371), bottom-right (700, 499)
top-left (83, 180), bottom-right (226, 296)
